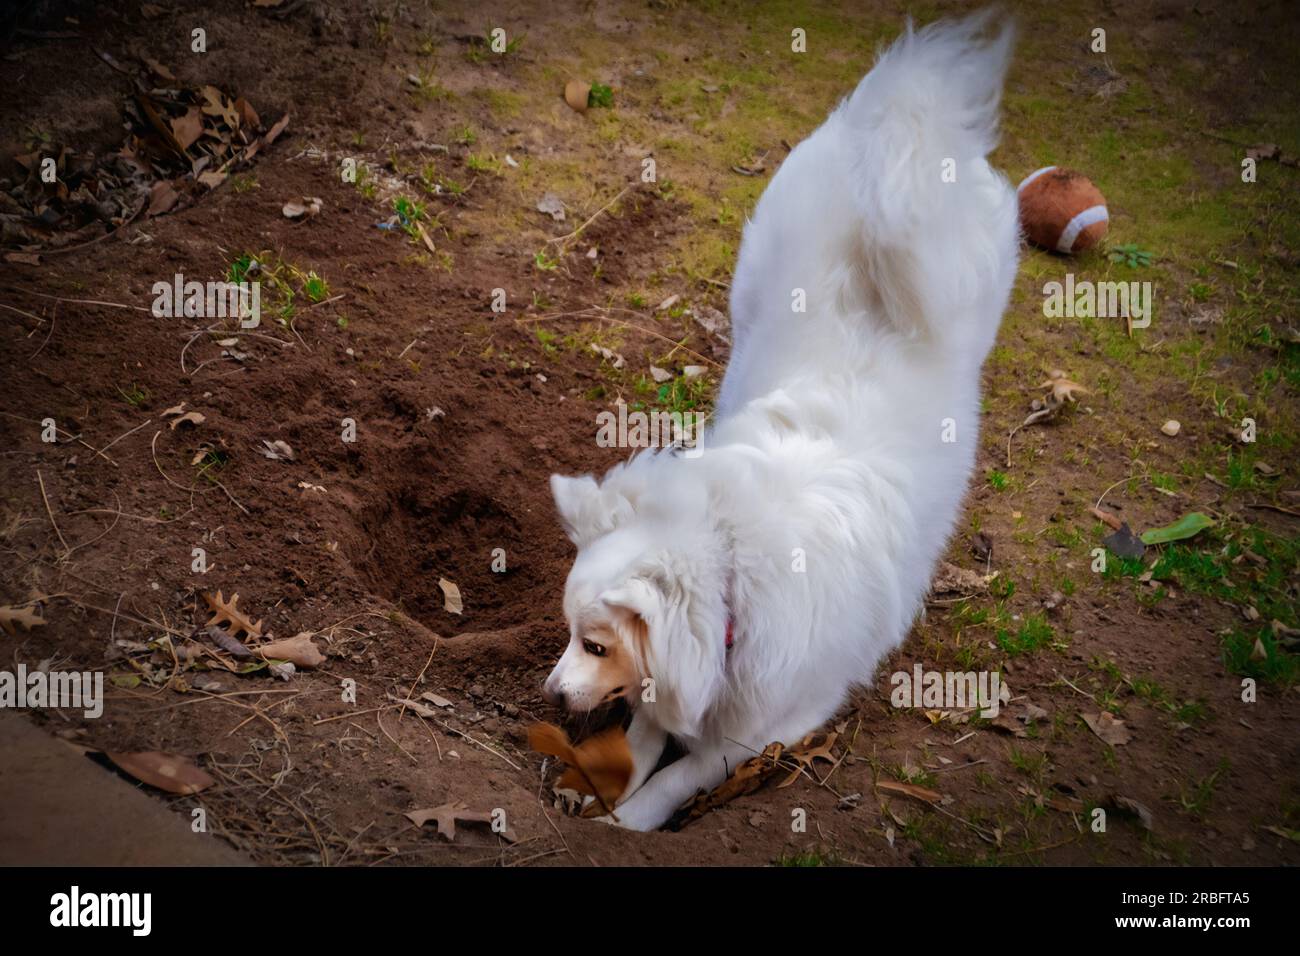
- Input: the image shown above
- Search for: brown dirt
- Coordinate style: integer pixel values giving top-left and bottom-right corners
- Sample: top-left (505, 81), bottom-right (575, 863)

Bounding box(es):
top-left (0, 0), bottom-right (1296, 867)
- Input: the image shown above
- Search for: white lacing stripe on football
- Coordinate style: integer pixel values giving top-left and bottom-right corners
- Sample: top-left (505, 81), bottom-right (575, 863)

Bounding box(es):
top-left (1016, 165), bottom-right (1057, 193)
top-left (1057, 204), bottom-right (1109, 253)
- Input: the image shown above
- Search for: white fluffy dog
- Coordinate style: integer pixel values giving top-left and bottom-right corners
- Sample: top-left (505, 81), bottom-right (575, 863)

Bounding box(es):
top-left (543, 11), bottom-right (1020, 831)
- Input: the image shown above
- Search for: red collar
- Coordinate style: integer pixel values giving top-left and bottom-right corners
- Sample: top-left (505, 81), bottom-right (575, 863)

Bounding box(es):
top-left (725, 617), bottom-right (735, 650)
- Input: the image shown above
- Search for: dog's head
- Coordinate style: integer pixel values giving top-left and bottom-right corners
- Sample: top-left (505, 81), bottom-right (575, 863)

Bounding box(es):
top-left (542, 467), bottom-right (727, 737)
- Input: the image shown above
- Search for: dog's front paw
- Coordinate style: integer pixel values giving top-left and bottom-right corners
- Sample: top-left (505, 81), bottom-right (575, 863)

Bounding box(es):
top-left (599, 795), bottom-right (670, 832)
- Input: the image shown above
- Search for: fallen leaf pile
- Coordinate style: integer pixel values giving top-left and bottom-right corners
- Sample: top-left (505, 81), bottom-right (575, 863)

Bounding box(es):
top-left (3, 59), bottom-right (288, 252)
top-left (198, 591), bottom-right (325, 672)
top-left (530, 722), bottom-right (632, 817)
top-left (670, 732), bottom-right (839, 829)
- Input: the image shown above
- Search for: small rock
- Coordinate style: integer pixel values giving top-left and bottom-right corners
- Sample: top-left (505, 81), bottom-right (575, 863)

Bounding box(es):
top-left (1161, 419), bottom-right (1181, 437)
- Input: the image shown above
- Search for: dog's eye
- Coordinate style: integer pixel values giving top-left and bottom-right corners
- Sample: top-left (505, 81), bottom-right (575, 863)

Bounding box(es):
top-left (583, 640), bottom-right (607, 657)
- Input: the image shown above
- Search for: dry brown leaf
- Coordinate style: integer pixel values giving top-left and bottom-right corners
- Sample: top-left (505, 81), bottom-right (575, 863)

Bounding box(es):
top-left (106, 751), bottom-right (215, 795)
top-left (876, 779), bottom-right (943, 805)
top-left (260, 439), bottom-right (294, 460)
top-left (170, 107), bottom-right (204, 151)
top-left (675, 743), bottom-right (785, 826)
top-left (168, 410), bottom-right (205, 430)
top-left (202, 590), bottom-right (264, 639)
top-left (438, 577), bottom-right (462, 615)
top-left (234, 96), bottom-right (261, 130)
top-left (1041, 371), bottom-right (1088, 404)
top-left (1109, 794), bottom-right (1154, 830)
top-left (386, 692), bottom-right (438, 717)
top-left (147, 180), bottom-right (179, 217)
top-left (930, 561), bottom-right (997, 596)
top-left (0, 604), bottom-right (47, 637)
top-left (777, 731), bottom-right (838, 787)
top-left (405, 801), bottom-right (517, 842)
top-left (256, 632), bottom-right (324, 668)
top-left (1082, 710), bottom-right (1131, 746)
top-left (143, 56), bottom-right (174, 81)
top-left (263, 113), bottom-right (290, 145)
top-left (529, 722), bottom-right (632, 816)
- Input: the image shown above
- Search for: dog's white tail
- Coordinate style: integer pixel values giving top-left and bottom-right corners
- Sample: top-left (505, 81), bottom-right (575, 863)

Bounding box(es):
top-left (836, 10), bottom-right (1016, 340)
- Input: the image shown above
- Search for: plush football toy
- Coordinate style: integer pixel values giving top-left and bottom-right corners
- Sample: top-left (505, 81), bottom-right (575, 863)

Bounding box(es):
top-left (1017, 166), bottom-right (1109, 254)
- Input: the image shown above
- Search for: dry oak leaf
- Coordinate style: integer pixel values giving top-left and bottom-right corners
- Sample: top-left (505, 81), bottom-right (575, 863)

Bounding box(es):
top-left (202, 590), bottom-right (264, 640)
top-left (1040, 370), bottom-right (1088, 404)
top-left (406, 802), bottom-right (517, 843)
top-left (1082, 710), bottom-right (1131, 746)
top-left (529, 722), bottom-right (632, 817)
top-left (255, 632), bottom-right (324, 668)
top-left (777, 731), bottom-right (839, 788)
top-left (0, 604), bottom-right (47, 636)
top-left (106, 751), bottom-right (215, 795)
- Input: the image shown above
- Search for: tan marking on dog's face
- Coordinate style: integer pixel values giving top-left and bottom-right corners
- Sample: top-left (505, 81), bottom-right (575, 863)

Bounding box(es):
top-left (543, 617), bottom-right (644, 713)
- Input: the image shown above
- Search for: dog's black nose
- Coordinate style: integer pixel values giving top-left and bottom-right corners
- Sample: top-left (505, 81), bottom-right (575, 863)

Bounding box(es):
top-left (542, 684), bottom-right (565, 709)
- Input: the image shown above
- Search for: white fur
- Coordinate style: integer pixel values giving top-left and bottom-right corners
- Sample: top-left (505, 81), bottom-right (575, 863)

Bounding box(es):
top-left (546, 11), bottom-right (1020, 831)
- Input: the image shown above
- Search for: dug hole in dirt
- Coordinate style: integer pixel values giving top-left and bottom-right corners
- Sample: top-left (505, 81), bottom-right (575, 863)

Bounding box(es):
top-left (0, 0), bottom-right (1297, 868)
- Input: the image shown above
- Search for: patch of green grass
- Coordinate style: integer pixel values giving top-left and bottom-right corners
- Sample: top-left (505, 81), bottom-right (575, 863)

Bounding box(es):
top-left (116, 383), bottom-right (148, 407)
top-left (774, 849), bottom-right (838, 867)
top-left (1107, 243), bottom-right (1155, 268)
top-left (996, 613), bottom-right (1057, 656)
top-left (1175, 761), bottom-right (1228, 819)
top-left (194, 449), bottom-right (229, 484)
top-left (1222, 629), bottom-right (1299, 687)
top-left (630, 373), bottom-right (711, 415)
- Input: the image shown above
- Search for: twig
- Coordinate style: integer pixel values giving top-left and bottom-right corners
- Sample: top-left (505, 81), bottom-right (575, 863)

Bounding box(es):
top-left (150, 430), bottom-right (249, 515)
top-left (36, 470), bottom-right (70, 557)
top-left (0, 289), bottom-right (151, 311)
top-left (376, 711), bottom-right (419, 764)
top-left (0, 412), bottom-right (117, 467)
top-left (1053, 670), bottom-right (1097, 701)
top-left (399, 641), bottom-right (439, 721)
top-left (63, 494), bottom-right (122, 560)
top-left (930, 758), bottom-right (988, 775)
top-left (95, 417), bottom-right (152, 458)
top-left (545, 183), bottom-right (634, 248)
top-left (29, 301), bottom-right (55, 358)
top-left (436, 719), bottom-right (521, 771)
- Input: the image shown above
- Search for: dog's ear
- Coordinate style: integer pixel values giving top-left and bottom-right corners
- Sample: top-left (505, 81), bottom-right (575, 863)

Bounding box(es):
top-left (550, 473), bottom-right (634, 548)
top-left (601, 566), bottom-right (724, 736)
top-left (550, 474), bottom-right (601, 546)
